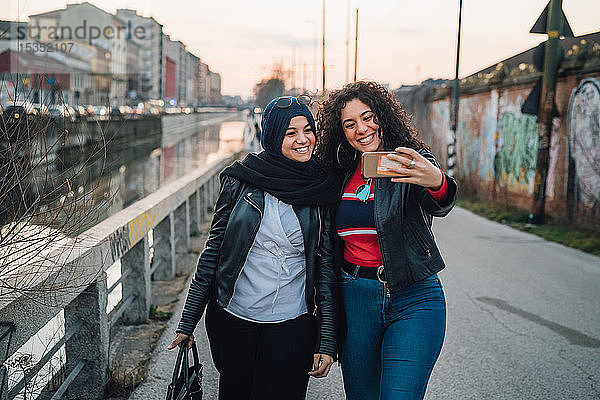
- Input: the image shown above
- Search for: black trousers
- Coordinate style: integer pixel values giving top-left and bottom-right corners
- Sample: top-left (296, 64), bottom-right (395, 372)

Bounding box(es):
top-left (205, 301), bottom-right (316, 400)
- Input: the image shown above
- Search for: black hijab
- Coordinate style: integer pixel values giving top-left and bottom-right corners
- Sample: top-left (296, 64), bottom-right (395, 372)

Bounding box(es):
top-left (221, 97), bottom-right (342, 206)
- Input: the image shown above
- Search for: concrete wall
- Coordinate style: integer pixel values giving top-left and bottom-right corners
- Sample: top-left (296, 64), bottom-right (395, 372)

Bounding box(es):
top-left (398, 71), bottom-right (600, 230)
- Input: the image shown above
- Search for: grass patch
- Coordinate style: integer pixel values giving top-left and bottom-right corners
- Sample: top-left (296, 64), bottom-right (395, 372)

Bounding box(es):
top-left (457, 197), bottom-right (600, 256)
top-left (104, 358), bottom-right (151, 399)
top-left (149, 304), bottom-right (173, 321)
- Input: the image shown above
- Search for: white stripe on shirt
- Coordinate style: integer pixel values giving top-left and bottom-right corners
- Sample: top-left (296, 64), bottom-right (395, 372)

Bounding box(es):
top-left (341, 193), bottom-right (375, 200)
top-left (338, 229), bottom-right (378, 237)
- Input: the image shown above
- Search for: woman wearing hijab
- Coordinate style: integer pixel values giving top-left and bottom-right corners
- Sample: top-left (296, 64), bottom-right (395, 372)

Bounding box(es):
top-left (168, 96), bottom-right (341, 400)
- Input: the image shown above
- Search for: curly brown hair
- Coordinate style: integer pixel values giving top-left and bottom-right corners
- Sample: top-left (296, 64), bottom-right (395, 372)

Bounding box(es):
top-left (315, 81), bottom-right (427, 171)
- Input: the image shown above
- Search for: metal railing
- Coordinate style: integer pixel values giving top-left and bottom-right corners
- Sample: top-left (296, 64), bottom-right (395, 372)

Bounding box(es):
top-left (0, 151), bottom-right (242, 399)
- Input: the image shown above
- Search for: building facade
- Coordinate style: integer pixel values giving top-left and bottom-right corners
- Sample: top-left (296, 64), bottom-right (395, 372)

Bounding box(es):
top-left (29, 2), bottom-right (129, 105)
top-left (116, 9), bottom-right (164, 101)
top-left (3, 3), bottom-right (222, 108)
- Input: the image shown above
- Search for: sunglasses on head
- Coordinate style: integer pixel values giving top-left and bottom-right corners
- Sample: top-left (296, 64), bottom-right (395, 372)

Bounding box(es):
top-left (275, 94), bottom-right (311, 108)
top-left (264, 95), bottom-right (312, 122)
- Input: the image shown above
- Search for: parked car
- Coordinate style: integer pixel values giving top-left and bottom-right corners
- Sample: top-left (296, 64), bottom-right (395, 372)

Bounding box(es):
top-left (47, 105), bottom-right (62, 119)
top-left (30, 103), bottom-right (49, 116)
top-left (3, 105), bottom-right (27, 121)
top-left (47, 105), bottom-right (77, 121)
top-left (84, 105), bottom-right (95, 117)
top-left (109, 107), bottom-right (122, 117)
top-left (93, 106), bottom-right (108, 119)
top-left (2, 101), bottom-right (36, 121)
top-left (119, 105), bottom-right (134, 116)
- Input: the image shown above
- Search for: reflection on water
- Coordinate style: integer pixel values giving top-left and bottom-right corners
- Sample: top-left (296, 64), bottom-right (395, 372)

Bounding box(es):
top-left (1, 111), bottom-right (248, 233)
top-left (85, 111), bottom-right (246, 225)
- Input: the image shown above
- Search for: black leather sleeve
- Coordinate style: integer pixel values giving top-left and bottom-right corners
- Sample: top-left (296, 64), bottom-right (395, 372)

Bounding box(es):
top-left (176, 176), bottom-right (234, 335)
top-left (414, 149), bottom-right (457, 217)
top-left (315, 206), bottom-right (339, 358)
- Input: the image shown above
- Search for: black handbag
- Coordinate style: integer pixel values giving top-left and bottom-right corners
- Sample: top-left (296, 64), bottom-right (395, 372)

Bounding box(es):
top-left (166, 339), bottom-right (203, 400)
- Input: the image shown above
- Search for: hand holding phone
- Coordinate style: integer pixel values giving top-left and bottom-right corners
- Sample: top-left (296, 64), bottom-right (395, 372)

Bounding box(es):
top-left (361, 151), bottom-right (413, 178)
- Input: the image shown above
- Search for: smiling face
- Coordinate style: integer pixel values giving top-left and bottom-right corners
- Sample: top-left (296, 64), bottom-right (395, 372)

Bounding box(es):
top-left (281, 115), bottom-right (315, 162)
top-left (340, 98), bottom-right (382, 153)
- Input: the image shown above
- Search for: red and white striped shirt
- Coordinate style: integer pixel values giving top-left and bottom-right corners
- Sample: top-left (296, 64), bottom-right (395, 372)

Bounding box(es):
top-left (335, 161), bottom-right (448, 268)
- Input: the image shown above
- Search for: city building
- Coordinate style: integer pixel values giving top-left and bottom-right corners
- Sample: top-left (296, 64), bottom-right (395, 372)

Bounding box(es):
top-left (125, 38), bottom-right (141, 101)
top-left (0, 49), bottom-right (72, 105)
top-left (3, 3), bottom-right (223, 108)
top-left (0, 20), bottom-right (93, 106)
top-left (29, 2), bottom-right (128, 105)
top-left (116, 9), bottom-right (164, 101)
top-left (208, 68), bottom-right (222, 105)
top-left (163, 36), bottom-right (195, 107)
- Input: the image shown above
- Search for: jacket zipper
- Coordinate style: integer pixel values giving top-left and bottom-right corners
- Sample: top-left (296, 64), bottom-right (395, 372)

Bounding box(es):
top-left (313, 207), bottom-right (322, 316)
top-left (408, 223), bottom-right (431, 258)
top-left (225, 194), bottom-right (263, 307)
top-left (372, 180), bottom-right (391, 299)
top-left (316, 206), bottom-right (322, 253)
top-left (243, 194), bottom-right (263, 217)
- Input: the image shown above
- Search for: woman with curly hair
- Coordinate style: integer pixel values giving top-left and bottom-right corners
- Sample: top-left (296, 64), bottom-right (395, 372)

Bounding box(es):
top-left (316, 81), bottom-right (457, 400)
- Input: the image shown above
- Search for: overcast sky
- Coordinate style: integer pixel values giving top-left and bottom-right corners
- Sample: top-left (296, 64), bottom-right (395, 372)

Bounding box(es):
top-left (5, 0), bottom-right (599, 98)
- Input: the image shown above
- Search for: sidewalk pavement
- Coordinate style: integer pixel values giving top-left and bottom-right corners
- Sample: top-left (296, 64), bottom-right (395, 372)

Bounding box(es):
top-left (131, 207), bottom-right (600, 399)
top-left (128, 234), bottom-right (346, 400)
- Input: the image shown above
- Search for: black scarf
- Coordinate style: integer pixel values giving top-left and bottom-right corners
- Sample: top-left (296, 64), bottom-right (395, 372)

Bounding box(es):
top-left (221, 152), bottom-right (342, 206)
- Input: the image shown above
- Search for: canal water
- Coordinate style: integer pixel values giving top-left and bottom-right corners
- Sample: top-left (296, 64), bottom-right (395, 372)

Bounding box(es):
top-left (0, 110), bottom-right (249, 231)
top-left (2, 110), bottom-right (249, 400)
top-left (100, 111), bottom-right (247, 221)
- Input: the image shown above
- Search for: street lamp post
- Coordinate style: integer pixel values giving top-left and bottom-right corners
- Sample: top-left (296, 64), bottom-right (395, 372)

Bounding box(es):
top-left (448, 0), bottom-right (463, 178)
top-left (529, 0), bottom-right (568, 224)
top-left (353, 8), bottom-right (359, 82)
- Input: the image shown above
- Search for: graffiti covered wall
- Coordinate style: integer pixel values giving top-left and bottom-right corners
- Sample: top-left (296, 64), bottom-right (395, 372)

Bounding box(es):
top-left (428, 99), bottom-right (451, 170)
top-left (422, 72), bottom-right (600, 229)
top-left (455, 90), bottom-right (499, 185)
top-left (567, 78), bottom-right (600, 224)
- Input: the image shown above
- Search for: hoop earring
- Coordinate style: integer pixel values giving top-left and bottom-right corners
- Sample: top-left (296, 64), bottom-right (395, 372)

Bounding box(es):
top-left (336, 143), bottom-right (344, 168)
top-left (378, 127), bottom-right (383, 139)
top-left (336, 143), bottom-right (358, 167)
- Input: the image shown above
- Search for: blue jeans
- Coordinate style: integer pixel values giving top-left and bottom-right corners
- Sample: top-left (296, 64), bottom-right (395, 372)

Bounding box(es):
top-left (340, 269), bottom-right (446, 400)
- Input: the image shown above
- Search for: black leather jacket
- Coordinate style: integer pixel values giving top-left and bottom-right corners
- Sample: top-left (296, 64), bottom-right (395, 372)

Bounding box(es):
top-left (320, 149), bottom-right (457, 294)
top-left (177, 176), bottom-right (338, 357)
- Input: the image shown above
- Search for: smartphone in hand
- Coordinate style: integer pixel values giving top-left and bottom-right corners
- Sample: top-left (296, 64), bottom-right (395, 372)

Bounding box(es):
top-left (361, 151), bottom-right (412, 178)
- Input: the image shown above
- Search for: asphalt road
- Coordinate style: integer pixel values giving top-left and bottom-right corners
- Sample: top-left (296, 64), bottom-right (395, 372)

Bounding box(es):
top-left (131, 207), bottom-right (600, 399)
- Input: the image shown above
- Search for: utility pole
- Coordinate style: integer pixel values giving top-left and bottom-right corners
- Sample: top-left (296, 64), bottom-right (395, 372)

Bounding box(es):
top-left (292, 45), bottom-right (297, 93)
top-left (529, 0), bottom-right (566, 224)
top-left (448, 0), bottom-right (463, 178)
top-left (303, 62), bottom-right (307, 92)
top-left (322, 0), bottom-right (326, 93)
top-left (353, 9), bottom-right (359, 82)
top-left (346, 0), bottom-right (351, 83)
